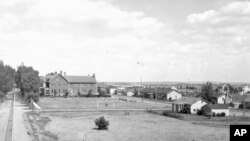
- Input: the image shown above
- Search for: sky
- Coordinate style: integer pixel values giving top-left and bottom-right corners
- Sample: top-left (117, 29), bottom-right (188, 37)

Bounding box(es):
top-left (0, 0), bottom-right (250, 82)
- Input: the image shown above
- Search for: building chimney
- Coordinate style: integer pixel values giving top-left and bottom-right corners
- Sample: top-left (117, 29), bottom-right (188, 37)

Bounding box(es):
top-left (92, 73), bottom-right (95, 78)
top-left (60, 71), bottom-right (62, 75)
top-left (64, 72), bottom-right (66, 76)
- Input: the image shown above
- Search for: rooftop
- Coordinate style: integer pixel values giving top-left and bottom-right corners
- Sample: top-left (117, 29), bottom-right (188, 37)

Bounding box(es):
top-left (64, 75), bottom-right (96, 83)
top-left (173, 97), bottom-right (204, 105)
top-left (208, 104), bottom-right (228, 109)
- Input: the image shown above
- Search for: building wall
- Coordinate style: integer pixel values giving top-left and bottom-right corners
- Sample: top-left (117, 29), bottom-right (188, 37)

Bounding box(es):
top-left (190, 100), bottom-right (207, 114)
top-left (245, 102), bottom-right (250, 109)
top-left (49, 75), bottom-right (68, 96)
top-left (217, 95), bottom-right (232, 104)
top-left (211, 109), bottom-right (229, 116)
top-left (68, 83), bottom-right (97, 96)
top-left (167, 91), bottom-right (182, 100)
top-left (217, 95), bottom-right (226, 104)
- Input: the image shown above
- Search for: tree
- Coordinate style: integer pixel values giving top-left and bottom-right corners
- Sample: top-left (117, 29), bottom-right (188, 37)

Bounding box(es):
top-left (0, 60), bottom-right (16, 94)
top-left (15, 64), bottom-right (42, 96)
top-left (201, 82), bottom-right (214, 103)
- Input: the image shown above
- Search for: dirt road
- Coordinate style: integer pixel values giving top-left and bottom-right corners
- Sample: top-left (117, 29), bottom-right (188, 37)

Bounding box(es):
top-left (0, 93), bottom-right (11, 141)
top-left (12, 93), bottom-right (32, 141)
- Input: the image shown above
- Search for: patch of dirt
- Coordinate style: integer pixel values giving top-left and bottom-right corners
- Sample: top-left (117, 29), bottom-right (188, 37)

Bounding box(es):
top-left (26, 111), bottom-right (58, 141)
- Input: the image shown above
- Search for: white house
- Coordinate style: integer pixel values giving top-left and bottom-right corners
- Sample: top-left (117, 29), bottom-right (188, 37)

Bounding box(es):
top-left (211, 93), bottom-right (232, 104)
top-left (240, 85), bottom-right (250, 95)
top-left (205, 104), bottom-right (229, 116)
top-left (127, 91), bottom-right (134, 97)
top-left (167, 90), bottom-right (182, 101)
top-left (172, 97), bottom-right (207, 114)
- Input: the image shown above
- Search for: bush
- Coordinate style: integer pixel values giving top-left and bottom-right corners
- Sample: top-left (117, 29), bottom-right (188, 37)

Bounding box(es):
top-left (0, 91), bottom-right (6, 102)
top-left (95, 116), bottom-right (109, 130)
top-left (216, 113), bottom-right (221, 117)
top-left (212, 112), bottom-right (216, 117)
top-left (197, 109), bottom-right (203, 115)
top-left (221, 112), bottom-right (226, 117)
top-left (25, 92), bottom-right (39, 103)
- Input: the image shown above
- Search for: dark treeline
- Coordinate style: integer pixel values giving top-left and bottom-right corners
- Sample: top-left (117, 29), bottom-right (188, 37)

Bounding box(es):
top-left (0, 60), bottom-right (42, 102)
top-left (0, 60), bottom-right (16, 100)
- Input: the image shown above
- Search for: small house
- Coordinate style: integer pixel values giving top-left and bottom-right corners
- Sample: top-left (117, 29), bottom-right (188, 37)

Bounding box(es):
top-left (172, 97), bottom-right (207, 114)
top-left (211, 93), bottom-right (232, 104)
top-left (202, 104), bottom-right (229, 116)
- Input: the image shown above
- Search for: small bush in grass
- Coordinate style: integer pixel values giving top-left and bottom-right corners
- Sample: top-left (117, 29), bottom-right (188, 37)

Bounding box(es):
top-left (95, 116), bottom-right (109, 130)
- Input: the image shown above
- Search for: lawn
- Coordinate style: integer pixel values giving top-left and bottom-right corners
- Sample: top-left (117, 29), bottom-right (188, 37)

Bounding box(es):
top-left (38, 97), bottom-right (167, 110)
top-left (26, 111), bottom-right (229, 141)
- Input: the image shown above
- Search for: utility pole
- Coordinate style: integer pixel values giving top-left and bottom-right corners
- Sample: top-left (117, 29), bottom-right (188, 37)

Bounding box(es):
top-left (243, 84), bottom-right (246, 117)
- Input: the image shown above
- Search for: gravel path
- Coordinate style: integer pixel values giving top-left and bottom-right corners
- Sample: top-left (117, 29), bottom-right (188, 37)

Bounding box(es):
top-left (0, 95), bottom-right (11, 141)
top-left (12, 92), bottom-right (32, 141)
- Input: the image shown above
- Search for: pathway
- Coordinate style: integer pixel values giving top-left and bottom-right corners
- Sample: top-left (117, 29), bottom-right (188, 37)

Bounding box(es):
top-left (12, 91), bottom-right (32, 141)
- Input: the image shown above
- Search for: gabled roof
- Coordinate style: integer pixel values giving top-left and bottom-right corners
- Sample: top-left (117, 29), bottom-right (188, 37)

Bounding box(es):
top-left (173, 97), bottom-right (204, 105)
top-left (49, 74), bottom-right (68, 82)
top-left (140, 87), bottom-right (181, 95)
top-left (208, 104), bottom-right (228, 109)
top-left (64, 75), bottom-right (96, 83)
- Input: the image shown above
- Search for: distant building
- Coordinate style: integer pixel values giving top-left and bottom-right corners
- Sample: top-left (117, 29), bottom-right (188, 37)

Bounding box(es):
top-left (211, 93), bottom-right (232, 104)
top-left (172, 97), bottom-right (207, 114)
top-left (41, 72), bottom-right (97, 96)
top-left (140, 88), bottom-right (183, 100)
top-left (245, 97), bottom-right (250, 109)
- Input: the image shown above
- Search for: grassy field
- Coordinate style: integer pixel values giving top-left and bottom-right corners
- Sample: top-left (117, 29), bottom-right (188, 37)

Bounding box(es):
top-left (38, 97), bottom-right (168, 110)
top-left (24, 97), bottom-right (233, 141)
top-left (27, 111), bottom-right (229, 141)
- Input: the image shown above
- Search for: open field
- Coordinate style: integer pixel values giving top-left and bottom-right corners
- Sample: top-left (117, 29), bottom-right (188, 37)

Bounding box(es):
top-left (29, 97), bottom-right (250, 141)
top-left (26, 111), bottom-right (229, 141)
top-left (38, 97), bottom-right (170, 110)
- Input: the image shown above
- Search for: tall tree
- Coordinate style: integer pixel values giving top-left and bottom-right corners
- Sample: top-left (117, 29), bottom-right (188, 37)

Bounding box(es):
top-left (15, 64), bottom-right (42, 96)
top-left (201, 82), bottom-right (214, 103)
top-left (0, 60), bottom-right (16, 94)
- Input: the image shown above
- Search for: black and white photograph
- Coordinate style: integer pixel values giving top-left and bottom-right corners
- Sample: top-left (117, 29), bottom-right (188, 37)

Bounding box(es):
top-left (0, 0), bottom-right (250, 141)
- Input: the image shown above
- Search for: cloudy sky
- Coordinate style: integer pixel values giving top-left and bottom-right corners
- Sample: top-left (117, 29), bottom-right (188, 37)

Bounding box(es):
top-left (0, 0), bottom-right (249, 82)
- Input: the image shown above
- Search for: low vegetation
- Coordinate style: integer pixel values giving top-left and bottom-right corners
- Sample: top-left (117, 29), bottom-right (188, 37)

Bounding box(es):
top-left (162, 111), bottom-right (183, 119)
top-left (25, 92), bottom-right (40, 103)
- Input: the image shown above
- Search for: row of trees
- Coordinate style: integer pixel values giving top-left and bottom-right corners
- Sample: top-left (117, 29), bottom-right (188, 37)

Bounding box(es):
top-left (15, 64), bottom-right (42, 97)
top-left (0, 60), bottom-right (42, 102)
top-left (0, 61), bottom-right (16, 101)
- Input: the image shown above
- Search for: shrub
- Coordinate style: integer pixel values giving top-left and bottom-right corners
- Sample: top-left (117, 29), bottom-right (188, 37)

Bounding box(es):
top-left (0, 91), bottom-right (6, 102)
top-left (64, 90), bottom-right (69, 98)
top-left (212, 112), bottom-right (216, 117)
top-left (197, 109), bottom-right (203, 115)
top-left (216, 113), bottom-right (221, 117)
top-left (162, 111), bottom-right (183, 119)
top-left (95, 116), bottom-right (109, 130)
top-left (221, 112), bottom-right (226, 117)
top-left (25, 92), bottom-right (39, 103)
